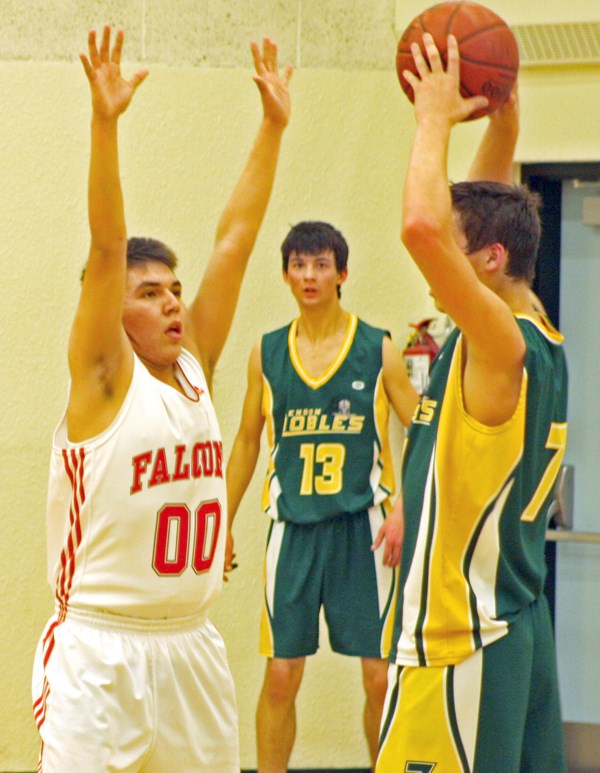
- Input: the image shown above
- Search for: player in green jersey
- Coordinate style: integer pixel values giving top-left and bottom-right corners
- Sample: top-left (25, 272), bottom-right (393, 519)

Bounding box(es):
top-left (376, 35), bottom-right (567, 773)
top-left (226, 219), bottom-right (419, 770)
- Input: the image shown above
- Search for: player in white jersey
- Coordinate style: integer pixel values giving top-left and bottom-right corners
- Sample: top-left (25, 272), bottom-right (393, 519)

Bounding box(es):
top-left (32, 26), bottom-right (292, 772)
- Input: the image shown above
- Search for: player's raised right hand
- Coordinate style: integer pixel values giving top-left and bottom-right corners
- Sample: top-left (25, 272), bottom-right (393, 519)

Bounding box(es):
top-left (80, 26), bottom-right (148, 120)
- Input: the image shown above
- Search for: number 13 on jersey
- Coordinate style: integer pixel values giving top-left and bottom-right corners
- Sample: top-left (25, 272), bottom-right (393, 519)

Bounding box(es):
top-left (299, 442), bottom-right (346, 496)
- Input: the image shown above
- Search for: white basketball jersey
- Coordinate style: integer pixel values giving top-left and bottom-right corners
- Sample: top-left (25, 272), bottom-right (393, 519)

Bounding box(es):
top-left (46, 349), bottom-right (226, 619)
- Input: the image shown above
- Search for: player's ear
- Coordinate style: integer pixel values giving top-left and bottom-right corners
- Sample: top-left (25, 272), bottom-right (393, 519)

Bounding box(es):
top-left (486, 243), bottom-right (508, 274)
top-left (337, 267), bottom-right (348, 286)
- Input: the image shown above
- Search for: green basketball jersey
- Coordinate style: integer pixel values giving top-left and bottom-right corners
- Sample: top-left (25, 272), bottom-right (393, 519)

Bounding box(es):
top-left (260, 314), bottom-right (395, 524)
top-left (394, 314), bottom-right (568, 667)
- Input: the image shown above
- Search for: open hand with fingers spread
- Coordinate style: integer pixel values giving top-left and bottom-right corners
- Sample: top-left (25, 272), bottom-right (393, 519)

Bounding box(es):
top-left (250, 37), bottom-right (293, 129)
top-left (80, 25), bottom-right (148, 121)
top-left (403, 33), bottom-right (488, 126)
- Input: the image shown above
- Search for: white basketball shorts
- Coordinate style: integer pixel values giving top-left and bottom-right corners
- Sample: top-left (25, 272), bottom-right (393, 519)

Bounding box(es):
top-left (32, 606), bottom-right (239, 772)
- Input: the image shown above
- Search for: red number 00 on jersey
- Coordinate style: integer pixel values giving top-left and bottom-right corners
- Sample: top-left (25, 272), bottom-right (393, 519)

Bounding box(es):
top-left (152, 500), bottom-right (221, 576)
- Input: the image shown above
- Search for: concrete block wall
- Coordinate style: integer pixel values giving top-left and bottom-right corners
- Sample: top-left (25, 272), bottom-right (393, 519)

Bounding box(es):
top-left (0, 1), bottom-right (398, 70)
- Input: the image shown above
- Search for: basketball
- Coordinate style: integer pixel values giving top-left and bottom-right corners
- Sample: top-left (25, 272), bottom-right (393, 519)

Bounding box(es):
top-left (396, 1), bottom-right (519, 120)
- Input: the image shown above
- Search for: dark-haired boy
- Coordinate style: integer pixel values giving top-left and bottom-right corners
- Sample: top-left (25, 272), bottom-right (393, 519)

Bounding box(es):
top-left (376, 35), bottom-right (567, 773)
top-left (226, 219), bottom-right (419, 770)
top-left (32, 26), bottom-right (291, 772)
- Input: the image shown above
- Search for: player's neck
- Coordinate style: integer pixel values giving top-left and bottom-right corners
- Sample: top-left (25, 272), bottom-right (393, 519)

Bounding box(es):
top-left (296, 304), bottom-right (349, 344)
top-left (498, 280), bottom-right (538, 317)
top-left (143, 358), bottom-right (189, 395)
top-left (293, 307), bottom-right (351, 379)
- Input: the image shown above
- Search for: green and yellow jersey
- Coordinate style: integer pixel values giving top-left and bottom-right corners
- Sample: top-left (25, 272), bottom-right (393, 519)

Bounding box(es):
top-left (394, 314), bottom-right (568, 667)
top-left (260, 314), bottom-right (394, 524)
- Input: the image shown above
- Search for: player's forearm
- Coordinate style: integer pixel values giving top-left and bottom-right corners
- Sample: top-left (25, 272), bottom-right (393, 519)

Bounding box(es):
top-left (213, 118), bottom-right (285, 260)
top-left (88, 116), bottom-right (127, 253)
top-left (467, 112), bottom-right (519, 184)
top-left (402, 117), bottom-right (453, 257)
top-left (401, 117), bottom-right (482, 329)
top-left (226, 434), bottom-right (262, 528)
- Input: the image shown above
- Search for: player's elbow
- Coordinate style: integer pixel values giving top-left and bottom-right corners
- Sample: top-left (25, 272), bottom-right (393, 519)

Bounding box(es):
top-left (401, 213), bottom-right (443, 257)
top-left (214, 226), bottom-right (256, 267)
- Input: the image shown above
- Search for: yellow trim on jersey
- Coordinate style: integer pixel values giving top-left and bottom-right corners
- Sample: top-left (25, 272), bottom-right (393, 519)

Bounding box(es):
top-left (259, 520), bottom-right (286, 656)
top-left (380, 564), bottom-right (400, 658)
top-left (373, 368), bottom-right (395, 498)
top-left (288, 313), bottom-right (358, 389)
top-left (261, 374), bottom-right (277, 514)
top-left (259, 602), bottom-right (275, 656)
top-left (426, 337), bottom-right (525, 660)
top-left (377, 667), bottom-right (467, 773)
top-left (400, 337), bottom-right (526, 665)
top-left (515, 313), bottom-right (564, 343)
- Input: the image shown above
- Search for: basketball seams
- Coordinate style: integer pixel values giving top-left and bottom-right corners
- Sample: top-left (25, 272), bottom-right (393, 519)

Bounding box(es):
top-left (445, 3), bottom-right (462, 37)
top-left (459, 57), bottom-right (518, 74)
top-left (400, 14), bottom-right (514, 61)
top-left (453, 22), bottom-right (507, 39)
top-left (453, 25), bottom-right (519, 71)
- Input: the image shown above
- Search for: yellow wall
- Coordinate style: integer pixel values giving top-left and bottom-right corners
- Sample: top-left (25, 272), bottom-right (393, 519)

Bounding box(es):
top-left (1, 1), bottom-right (599, 770)
top-left (0, 61), bottom-right (427, 770)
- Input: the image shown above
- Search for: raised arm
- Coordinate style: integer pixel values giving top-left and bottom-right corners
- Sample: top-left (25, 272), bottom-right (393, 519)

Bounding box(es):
top-left (67, 27), bottom-right (148, 440)
top-left (224, 341), bottom-right (266, 575)
top-left (400, 34), bottom-right (525, 424)
top-left (467, 84), bottom-right (519, 184)
top-left (189, 39), bottom-right (292, 383)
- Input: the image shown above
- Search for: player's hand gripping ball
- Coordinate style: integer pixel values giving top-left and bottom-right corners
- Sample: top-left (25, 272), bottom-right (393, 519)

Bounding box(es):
top-left (396, 1), bottom-right (519, 120)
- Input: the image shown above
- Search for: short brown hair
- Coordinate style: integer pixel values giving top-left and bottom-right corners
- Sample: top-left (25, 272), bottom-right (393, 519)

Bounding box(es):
top-left (451, 181), bottom-right (541, 283)
top-left (126, 237), bottom-right (178, 270)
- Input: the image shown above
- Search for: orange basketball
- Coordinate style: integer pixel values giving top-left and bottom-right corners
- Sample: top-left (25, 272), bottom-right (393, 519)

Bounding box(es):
top-left (396, 1), bottom-right (519, 120)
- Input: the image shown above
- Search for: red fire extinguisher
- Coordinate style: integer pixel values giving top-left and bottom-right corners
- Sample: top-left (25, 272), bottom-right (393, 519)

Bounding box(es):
top-left (403, 318), bottom-right (440, 395)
